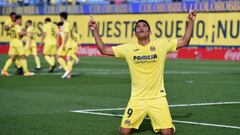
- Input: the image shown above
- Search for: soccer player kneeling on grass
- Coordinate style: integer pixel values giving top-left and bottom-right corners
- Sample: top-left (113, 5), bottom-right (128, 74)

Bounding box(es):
top-left (88, 5), bottom-right (196, 135)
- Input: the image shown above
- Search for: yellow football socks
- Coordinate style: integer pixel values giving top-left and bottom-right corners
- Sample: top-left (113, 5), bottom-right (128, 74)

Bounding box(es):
top-left (50, 56), bottom-right (55, 66)
top-left (3, 58), bottom-right (13, 71)
top-left (67, 59), bottom-right (74, 71)
top-left (15, 58), bottom-right (22, 68)
top-left (34, 56), bottom-right (41, 68)
top-left (57, 58), bottom-right (69, 71)
top-left (45, 55), bottom-right (53, 66)
top-left (20, 58), bottom-right (29, 73)
top-left (72, 54), bottom-right (79, 63)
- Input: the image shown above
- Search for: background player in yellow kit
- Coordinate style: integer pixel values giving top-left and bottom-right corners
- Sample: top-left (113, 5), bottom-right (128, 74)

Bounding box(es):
top-left (89, 5), bottom-right (196, 135)
top-left (64, 31), bottom-right (81, 72)
top-left (41, 18), bottom-right (58, 72)
top-left (1, 12), bottom-right (23, 76)
top-left (1, 15), bottom-right (34, 77)
top-left (25, 20), bottom-right (42, 70)
top-left (71, 32), bottom-right (81, 65)
top-left (57, 12), bottom-right (74, 79)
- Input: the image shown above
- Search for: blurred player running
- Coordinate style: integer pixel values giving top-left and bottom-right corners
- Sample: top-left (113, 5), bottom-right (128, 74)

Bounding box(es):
top-left (57, 21), bottom-right (63, 48)
top-left (71, 31), bottom-right (80, 65)
top-left (57, 12), bottom-right (74, 79)
top-left (63, 31), bottom-right (81, 72)
top-left (41, 18), bottom-right (58, 72)
top-left (1, 15), bottom-right (34, 77)
top-left (56, 21), bottom-right (63, 70)
top-left (89, 5), bottom-right (196, 135)
top-left (1, 12), bottom-right (23, 76)
top-left (25, 20), bottom-right (42, 70)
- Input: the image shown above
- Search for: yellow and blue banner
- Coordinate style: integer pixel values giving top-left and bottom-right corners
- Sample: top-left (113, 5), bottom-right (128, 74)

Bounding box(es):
top-left (0, 12), bottom-right (239, 46)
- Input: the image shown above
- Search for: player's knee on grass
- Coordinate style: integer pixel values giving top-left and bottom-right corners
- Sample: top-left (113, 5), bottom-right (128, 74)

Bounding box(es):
top-left (119, 127), bottom-right (132, 135)
top-left (161, 128), bottom-right (174, 135)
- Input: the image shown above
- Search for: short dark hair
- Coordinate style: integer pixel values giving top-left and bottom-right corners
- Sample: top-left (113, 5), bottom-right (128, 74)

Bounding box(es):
top-left (60, 12), bottom-right (68, 20)
top-left (27, 20), bottom-right (32, 25)
top-left (45, 18), bottom-right (51, 22)
top-left (15, 15), bottom-right (22, 20)
top-left (10, 12), bottom-right (16, 16)
top-left (135, 19), bottom-right (151, 31)
top-left (57, 21), bottom-right (63, 27)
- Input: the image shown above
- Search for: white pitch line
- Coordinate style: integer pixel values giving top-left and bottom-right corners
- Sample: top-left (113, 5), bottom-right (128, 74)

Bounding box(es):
top-left (72, 108), bottom-right (124, 112)
top-left (73, 111), bottom-right (123, 117)
top-left (70, 101), bottom-right (240, 129)
top-left (71, 101), bottom-right (240, 112)
top-left (8, 68), bottom-right (239, 75)
top-left (169, 101), bottom-right (240, 107)
top-left (173, 120), bottom-right (240, 130)
top-left (71, 110), bottom-right (240, 130)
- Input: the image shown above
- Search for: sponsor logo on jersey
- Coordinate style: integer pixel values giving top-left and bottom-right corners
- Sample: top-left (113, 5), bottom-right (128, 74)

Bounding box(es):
top-left (133, 54), bottom-right (158, 64)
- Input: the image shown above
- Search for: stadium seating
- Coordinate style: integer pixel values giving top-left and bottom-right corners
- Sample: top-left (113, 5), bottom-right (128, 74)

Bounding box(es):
top-left (0, 0), bottom-right (234, 6)
top-left (0, 0), bottom-right (188, 6)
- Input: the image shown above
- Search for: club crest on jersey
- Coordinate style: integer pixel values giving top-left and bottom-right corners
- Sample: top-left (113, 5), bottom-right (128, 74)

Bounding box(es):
top-left (150, 46), bottom-right (156, 52)
top-left (125, 119), bottom-right (131, 126)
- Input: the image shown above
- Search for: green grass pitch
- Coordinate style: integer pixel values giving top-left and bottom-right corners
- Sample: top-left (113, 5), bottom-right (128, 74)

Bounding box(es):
top-left (0, 55), bottom-right (240, 135)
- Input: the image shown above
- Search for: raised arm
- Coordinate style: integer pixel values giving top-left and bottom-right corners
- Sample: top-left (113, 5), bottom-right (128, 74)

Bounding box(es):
top-left (88, 16), bottom-right (114, 56)
top-left (177, 4), bottom-right (197, 49)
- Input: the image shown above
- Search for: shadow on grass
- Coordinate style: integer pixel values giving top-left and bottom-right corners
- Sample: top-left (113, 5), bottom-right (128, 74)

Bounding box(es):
top-left (132, 119), bottom-right (156, 134)
top-left (129, 113), bottom-right (193, 134)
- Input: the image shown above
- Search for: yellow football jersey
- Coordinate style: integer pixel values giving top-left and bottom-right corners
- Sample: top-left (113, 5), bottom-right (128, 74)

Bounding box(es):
top-left (76, 33), bottom-right (81, 45)
top-left (62, 21), bottom-right (74, 48)
top-left (5, 19), bottom-right (14, 27)
top-left (5, 19), bottom-right (15, 37)
top-left (72, 31), bottom-right (80, 46)
top-left (112, 39), bottom-right (177, 99)
top-left (27, 26), bottom-right (37, 39)
top-left (26, 26), bottom-right (37, 47)
top-left (9, 24), bottom-right (23, 43)
top-left (43, 22), bottom-right (58, 45)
